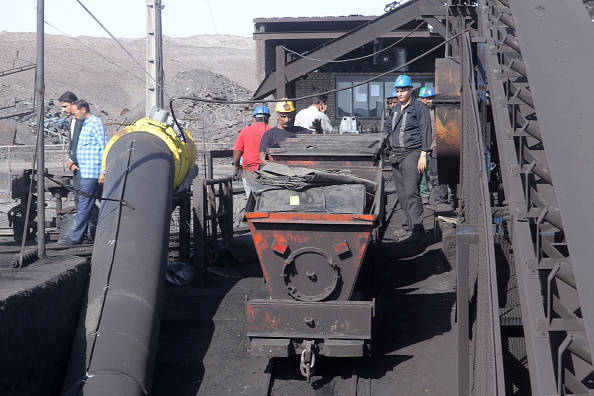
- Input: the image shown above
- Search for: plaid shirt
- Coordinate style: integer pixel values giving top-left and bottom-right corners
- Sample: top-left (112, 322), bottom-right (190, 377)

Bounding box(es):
top-left (77, 114), bottom-right (105, 179)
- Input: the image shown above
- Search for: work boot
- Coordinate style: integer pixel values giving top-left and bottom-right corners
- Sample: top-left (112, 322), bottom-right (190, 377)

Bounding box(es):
top-left (422, 197), bottom-right (430, 205)
top-left (401, 230), bottom-right (425, 244)
top-left (59, 238), bottom-right (82, 246)
top-left (393, 228), bottom-right (411, 241)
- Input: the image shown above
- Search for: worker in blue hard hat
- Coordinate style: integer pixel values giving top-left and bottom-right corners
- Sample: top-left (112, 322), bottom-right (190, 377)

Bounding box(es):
top-left (418, 86), bottom-right (447, 207)
top-left (233, 105), bottom-right (272, 197)
top-left (386, 88), bottom-right (400, 114)
top-left (381, 75), bottom-right (432, 243)
top-left (380, 88), bottom-right (400, 131)
top-left (418, 86), bottom-right (449, 207)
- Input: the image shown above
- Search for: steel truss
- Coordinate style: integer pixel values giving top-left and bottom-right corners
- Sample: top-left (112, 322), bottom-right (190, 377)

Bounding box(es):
top-left (466, 0), bottom-right (594, 394)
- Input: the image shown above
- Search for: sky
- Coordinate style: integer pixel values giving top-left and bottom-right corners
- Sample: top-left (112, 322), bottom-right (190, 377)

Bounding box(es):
top-left (4, 0), bottom-right (386, 38)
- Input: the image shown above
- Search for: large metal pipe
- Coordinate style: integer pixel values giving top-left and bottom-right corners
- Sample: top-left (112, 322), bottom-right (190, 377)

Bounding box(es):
top-left (62, 109), bottom-right (195, 396)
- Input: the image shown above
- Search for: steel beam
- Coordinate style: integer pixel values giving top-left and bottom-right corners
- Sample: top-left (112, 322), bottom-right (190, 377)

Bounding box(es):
top-left (510, 0), bottom-right (594, 367)
top-left (252, 0), bottom-right (444, 99)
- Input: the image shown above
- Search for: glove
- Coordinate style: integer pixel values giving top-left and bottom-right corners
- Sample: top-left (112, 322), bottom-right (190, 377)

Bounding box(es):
top-left (311, 119), bottom-right (323, 133)
top-left (233, 168), bottom-right (242, 182)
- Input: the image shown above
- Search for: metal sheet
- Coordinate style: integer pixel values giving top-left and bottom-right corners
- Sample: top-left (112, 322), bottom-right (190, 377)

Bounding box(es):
top-left (510, 0), bottom-right (594, 366)
top-left (246, 299), bottom-right (374, 340)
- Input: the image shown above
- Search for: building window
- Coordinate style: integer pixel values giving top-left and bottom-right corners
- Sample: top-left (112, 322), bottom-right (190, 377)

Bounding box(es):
top-left (336, 75), bottom-right (435, 119)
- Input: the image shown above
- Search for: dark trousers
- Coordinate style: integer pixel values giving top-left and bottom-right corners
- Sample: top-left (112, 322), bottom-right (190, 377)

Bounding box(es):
top-left (392, 150), bottom-right (424, 232)
top-left (69, 178), bottom-right (102, 243)
top-left (428, 152), bottom-right (448, 203)
top-left (72, 169), bottom-right (81, 207)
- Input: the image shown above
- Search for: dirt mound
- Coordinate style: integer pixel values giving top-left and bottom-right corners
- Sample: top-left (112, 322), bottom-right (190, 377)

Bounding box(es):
top-left (0, 32), bottom-right (257, 148)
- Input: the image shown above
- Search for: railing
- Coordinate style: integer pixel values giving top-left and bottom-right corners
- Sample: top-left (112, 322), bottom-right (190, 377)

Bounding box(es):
top-left (193, 176), bottom-right (234, 286)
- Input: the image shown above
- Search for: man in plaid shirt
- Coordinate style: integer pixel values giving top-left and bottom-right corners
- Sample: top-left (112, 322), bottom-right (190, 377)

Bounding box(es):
top-left (60, 99), bottom-right (105, 245)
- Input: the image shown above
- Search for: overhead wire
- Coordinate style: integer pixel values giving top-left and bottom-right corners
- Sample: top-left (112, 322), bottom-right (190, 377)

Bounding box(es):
top-left (280, 21), bottom-right (426, 64)
top-left (206, 0), bottom-right (218, 34)
top-left (169, 30), bottom-right (466, 136)
top-left (169, 30), bottom-right (466, 110)
top-left (74, 0), bottom-right (171, 98)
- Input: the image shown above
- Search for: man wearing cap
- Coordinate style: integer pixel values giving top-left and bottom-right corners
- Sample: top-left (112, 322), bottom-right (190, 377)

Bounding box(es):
top-left (233, 105), bottom-right (272, 196)
top-left (259, 99), bottom-right (322, 163)
top-left (381, 75), bottom-right (432, 243)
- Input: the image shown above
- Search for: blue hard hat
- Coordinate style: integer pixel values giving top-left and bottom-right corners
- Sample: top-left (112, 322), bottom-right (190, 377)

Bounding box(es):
top-left (386, 88), bottom-right (398, 99)
top-left (393, 75), bottom-right (412, 88)
top-left (419, 86), bottom-right (435, 97)
top-left (253, 105), bottom-right (270, 117)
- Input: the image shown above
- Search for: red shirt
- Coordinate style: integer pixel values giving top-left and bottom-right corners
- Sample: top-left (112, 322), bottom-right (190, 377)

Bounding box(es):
top-left (233, 122), bottom-right (271, 172)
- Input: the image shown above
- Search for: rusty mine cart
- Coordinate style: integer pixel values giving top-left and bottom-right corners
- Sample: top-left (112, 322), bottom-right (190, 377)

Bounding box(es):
top-left (244, 133), bottom-right (387, 380)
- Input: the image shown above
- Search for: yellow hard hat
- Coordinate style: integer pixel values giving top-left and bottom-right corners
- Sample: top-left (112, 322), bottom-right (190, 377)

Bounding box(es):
top-left (275, 99), bottom-right (295, 113)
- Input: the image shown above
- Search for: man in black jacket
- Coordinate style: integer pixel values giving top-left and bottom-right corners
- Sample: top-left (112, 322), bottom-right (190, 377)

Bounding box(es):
top-left (59, 91), bottom-right (83, 207)
top-left (381, 75), bottom-right (432, 243)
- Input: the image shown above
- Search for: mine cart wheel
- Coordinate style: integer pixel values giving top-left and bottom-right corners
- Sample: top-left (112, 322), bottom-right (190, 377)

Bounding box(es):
top-left (282, 247), bottom-right (340, 302)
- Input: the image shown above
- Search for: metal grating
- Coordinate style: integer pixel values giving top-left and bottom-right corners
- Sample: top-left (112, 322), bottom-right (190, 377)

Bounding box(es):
top-left (459, 32), bottom-right (497, 396)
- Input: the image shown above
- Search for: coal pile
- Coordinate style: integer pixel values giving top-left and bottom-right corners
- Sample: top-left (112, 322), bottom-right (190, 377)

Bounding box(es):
top-left (164, 69), bottom-right (255, 149)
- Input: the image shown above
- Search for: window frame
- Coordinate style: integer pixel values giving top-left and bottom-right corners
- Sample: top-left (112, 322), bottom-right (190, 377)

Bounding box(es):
top-left (336, 75), bottom-right (435, 119)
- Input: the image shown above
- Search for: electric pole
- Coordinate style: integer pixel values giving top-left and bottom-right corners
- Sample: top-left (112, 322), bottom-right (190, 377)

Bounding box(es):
top-left (35, 0), bottom-right (46, 257)
top-left (146, 0), bottom-right (164, 115)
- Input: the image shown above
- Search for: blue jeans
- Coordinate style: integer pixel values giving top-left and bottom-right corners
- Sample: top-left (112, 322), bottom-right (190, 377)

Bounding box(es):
top-left (69, 177), bottom-right (102, 243)
top-left (391, 150), bottom-right (424, 232)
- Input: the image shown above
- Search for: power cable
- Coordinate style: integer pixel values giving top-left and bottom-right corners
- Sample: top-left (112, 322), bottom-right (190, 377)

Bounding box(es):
top-left (169, 30), bottom-right (465, 141)
top-left (74, 0), bottom-right (171, 98)
top-left (169, 30), bottom-right (466, 111)
top-left (206, 0), bottom-right (218, 34)
top-left (280, 21), bottom-right (426, 64)
top-left (43, 20), bottom-right (146, 85)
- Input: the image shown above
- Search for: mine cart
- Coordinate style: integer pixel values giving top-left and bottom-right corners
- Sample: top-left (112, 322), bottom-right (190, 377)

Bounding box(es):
top-left (244, 135), bottom-right (385, 380)
top-left (266, 133), bottom-right (387, 167)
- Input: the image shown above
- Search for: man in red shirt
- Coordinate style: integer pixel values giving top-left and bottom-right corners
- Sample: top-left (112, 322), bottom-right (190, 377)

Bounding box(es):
top-left (233, 105), bottom-right (272, 196)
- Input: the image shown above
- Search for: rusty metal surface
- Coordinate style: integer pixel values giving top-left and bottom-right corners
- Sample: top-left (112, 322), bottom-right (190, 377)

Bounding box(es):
top-left (244, 135), bottom-right (384, 359)
top-left (246, 212), bottom-right (375, 301)
top-left (434, 57), bottom-right (461, 185)
top-left (246, 299), bottom-right (374, 340)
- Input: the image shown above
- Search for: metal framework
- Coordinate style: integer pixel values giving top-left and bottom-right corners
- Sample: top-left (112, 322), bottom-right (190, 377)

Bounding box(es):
top-left (454, 0), bottom-right (594, 394)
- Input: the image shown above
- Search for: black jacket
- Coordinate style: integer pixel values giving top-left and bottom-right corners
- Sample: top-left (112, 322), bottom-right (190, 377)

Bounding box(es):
top-left (69, 119), bottom-right (83, 165)
top-left (381, 99), bottom-right (431, 153)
